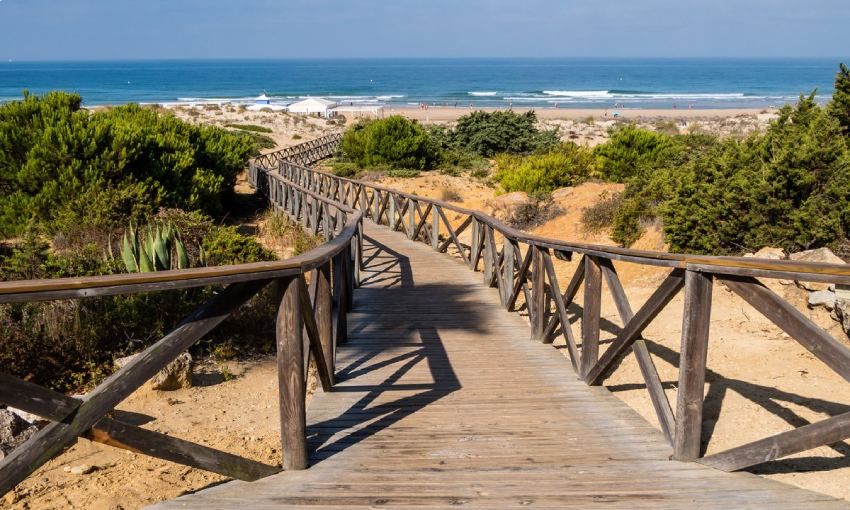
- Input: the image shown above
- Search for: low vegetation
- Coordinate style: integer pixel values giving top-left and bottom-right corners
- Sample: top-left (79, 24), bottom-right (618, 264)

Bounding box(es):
top-left (494, 142), bottom-right (596, 194)
top-left (334, 111), bottom-right (557, 175)
top-left (549, 65), bottom-right (850, 256)
top-left (0, 92), bottom-right (283, 392)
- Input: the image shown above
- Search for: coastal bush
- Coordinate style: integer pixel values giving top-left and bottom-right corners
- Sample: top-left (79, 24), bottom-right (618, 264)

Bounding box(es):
top-left (494, 142), bottom-right (595, 194)
top-left (452, 110), bottom-right (559, 157)
top-left (593, 125), bottom-right (677, 182)
top-left (224, 123), bottom-right (272, 133)
top-left (830, 63), bottom-right (850, 137)
top-left (331, 162), bottom-right (359, 178)
top-left (339, 116), bottom-right (439, 170)
top-left (661, 94), bottom-right (850, 255)
top-left (598, 86), bottom-right (850, 254)
top-left (0, 92), bottom-right (258, 241)
top-left (386, 169), bottom-right (421, 178)
top-left (201, 225), bottom-right (275, 266)
top-left (607, 133), bottom-right (719, 247)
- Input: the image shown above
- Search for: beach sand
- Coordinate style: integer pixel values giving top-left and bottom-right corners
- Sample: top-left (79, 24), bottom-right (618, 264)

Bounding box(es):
top-left (386, 105), bottom-right (773, 122)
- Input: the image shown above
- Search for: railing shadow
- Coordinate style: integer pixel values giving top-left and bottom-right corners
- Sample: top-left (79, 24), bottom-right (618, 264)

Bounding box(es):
top-left (542, 286), bottom-right (850, 474)
top-left (606, 339), bottom-right (850, 473)
top-left (306, 233), bottom-right (484, 463)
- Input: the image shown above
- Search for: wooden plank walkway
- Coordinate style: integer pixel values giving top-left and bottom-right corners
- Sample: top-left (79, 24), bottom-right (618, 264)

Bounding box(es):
top-left (152, 223), bottom-right (846, 509)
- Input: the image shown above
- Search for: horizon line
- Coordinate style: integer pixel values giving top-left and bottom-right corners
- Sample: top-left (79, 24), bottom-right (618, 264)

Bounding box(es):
top-left (4, 56), bottom-right (850, 64)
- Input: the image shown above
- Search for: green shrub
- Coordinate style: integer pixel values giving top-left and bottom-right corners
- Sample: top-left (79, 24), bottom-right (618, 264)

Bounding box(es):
top-left (593, 125), bottom-right (677, 182)
top-left (339, 116), bottom-right (439, 170)
top-left (238, 130), bottom-right (276, 150)
top-left (224, 123), bottom-right (272, 133)
top-left (386, 169), bottom-right (421, 178)
top-left (830, 63), bottom-right (850, 137)
top-left (494, 142), bottom-right (596, 194)
top-left (452, 110), bottom-right (558, 157)
top-left (0, 92), bottom-right (258, 241)
top-left (201, 225), bottom-right (276, 266)
top-left (660, 94), bottom-right (850, 254)
top-left (332, 163), bottom-right (358, 178)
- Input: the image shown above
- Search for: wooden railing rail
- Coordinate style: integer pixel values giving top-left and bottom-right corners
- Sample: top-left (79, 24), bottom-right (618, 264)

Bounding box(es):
top-left (253, 133), bottom-right (343, 170)
top-left (294, 152), bottom-right (850, 474)
top-left (0, 137), bottom-right (358, 497)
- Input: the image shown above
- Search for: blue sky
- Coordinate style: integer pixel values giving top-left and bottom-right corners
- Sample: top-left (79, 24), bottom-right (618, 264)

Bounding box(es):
top-left (1, 0), bottom-right (848, 60)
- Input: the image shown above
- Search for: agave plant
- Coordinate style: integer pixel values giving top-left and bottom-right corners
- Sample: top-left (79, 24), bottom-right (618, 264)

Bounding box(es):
top-left (121, 222), bottom-right (190, 273)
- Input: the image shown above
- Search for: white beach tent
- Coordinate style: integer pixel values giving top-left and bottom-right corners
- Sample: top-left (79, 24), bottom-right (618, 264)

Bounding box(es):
top-left (287, 97), bottom-right (338, 117)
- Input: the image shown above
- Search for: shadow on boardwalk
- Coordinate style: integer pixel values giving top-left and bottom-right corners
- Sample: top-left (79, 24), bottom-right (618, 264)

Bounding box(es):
top-left (307, 234), bottom-right (486, 463)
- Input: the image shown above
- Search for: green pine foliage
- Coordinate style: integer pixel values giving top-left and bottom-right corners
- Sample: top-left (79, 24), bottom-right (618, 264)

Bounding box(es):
top-left (0, 92), bottom-right (279, 392)
top-left (593, 125), bottom-right (678, 183)
top-left (661, 94), bottom-right (850, 255)
top-left (494, 142), bottom-right (596, 194)
top-left (829, 63), bottom-right (850, 137)
top-left (602, 79), bottom-right (850, 255)
top-left (340, 116), bottom-right (439, 170)
top-left (0, 91), bottom-right (257, 241)
top-left (452, 110), bottom-right (559, 157)
top-left (336, 110), bottom-right (556, 172)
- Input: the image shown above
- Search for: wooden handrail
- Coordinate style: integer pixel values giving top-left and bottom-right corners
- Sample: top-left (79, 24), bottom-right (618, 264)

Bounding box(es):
top-left (321, 172), bottom-right (850, 278)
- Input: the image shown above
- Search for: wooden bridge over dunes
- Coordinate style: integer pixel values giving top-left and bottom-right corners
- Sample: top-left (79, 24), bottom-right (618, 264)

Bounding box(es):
top-left (3, 135), bottom-right (850, 508)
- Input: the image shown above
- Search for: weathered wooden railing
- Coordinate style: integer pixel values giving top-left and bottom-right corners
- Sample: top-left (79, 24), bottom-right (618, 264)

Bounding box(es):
top-left (253, 133), bottom-right (342, 169)
top-left (290, 159), bottom-right (850, 473)
top-left (0, 137), bottom-right (359, 497)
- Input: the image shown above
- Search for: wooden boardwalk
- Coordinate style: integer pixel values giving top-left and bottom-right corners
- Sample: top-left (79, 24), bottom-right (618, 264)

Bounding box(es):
top-left (152, 223), bottom-right (846, 509)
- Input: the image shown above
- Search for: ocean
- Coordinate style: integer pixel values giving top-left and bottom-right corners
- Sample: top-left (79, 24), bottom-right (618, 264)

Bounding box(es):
top-left (0, 58), bottom-right (844, 109)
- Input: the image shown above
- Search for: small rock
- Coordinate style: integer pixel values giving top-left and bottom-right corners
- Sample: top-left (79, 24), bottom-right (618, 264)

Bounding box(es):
top-left (115, 352), bottom-right (193, 391)
top-left (551, 187), bottom-right (575, 201)
top-left (483, 192), bottom-right (530, 223)
top-left (150, 352), bottom-right (193, 391)
top-left (0, 409), bottom-right (37, 457)
top-left (69, 464), bottom-right (96, 475)
top-left (743, 247), bottom-right (785, 260)
top-left (808, 290), bottom-right (836, 310)
top-left (789, 248), bottom-right (845, 291)
top-left (6, 407), bottom-right (44, 426)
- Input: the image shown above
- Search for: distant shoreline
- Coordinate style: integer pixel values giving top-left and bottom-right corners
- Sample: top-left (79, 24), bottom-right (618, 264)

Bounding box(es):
top-left (384, 105), bottom-right (774, 122)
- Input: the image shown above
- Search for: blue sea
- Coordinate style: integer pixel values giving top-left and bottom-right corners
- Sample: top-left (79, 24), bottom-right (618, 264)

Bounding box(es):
top-left (0, 58), bottom-right (845, 109)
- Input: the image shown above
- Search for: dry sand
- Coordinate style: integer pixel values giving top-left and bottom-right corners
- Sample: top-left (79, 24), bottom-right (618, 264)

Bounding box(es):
top-left (391, 105), bottom-right (772, 122)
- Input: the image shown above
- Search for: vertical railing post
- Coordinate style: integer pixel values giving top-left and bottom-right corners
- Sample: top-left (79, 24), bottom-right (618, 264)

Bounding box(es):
top-left (483, 226), bottom-right (494, 284)
top-left (359, 185), bottom-right (367, 216)
top-left (316, 262), bottom-right (334, 385)
top-left (431, 206), bottom-right (440, 251)
top-left (389, 194), bottom-right (396, 231)
top-left (580, 256), bottom-right (602, 379)
top-left (276, 276), bottom-right (308, 470)
top-left (531, 246), bottom-right (546, 341)
top-left (502, 239), bottom-right (514, 308)
top-left (332, 252), bottom-right (349, 346)
top-left (408, 199), bottom-right (416, 240)
top-left (674, 269), bottom-right (713, 461)
top-left (470, 219), bottom-right (480, 271)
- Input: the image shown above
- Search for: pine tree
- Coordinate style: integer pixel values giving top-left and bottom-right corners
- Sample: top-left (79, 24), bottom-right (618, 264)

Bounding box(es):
top-left (829, 63), bottom-right (850, 136)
